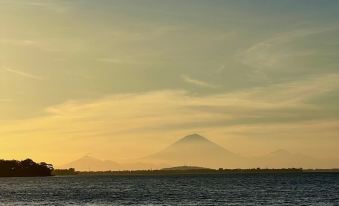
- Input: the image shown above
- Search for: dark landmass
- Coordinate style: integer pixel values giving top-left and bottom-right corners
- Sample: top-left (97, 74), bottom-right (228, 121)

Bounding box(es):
top-left (3, 158), bottom-right (338, 178)
top-left (55, 166), bottom-right (332, 176)
top-left (53, 168), bottom-right (78, 176)
top-left (161, 166), bottom-right (209, 170)
top-left (0, 159), bottom-right (53, 177)
top-left (76, 168), bottom-right (305, 176)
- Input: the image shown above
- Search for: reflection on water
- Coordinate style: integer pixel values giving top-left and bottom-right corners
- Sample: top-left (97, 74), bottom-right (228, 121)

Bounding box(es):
top-left (0, 173), bottom-right (338, 205)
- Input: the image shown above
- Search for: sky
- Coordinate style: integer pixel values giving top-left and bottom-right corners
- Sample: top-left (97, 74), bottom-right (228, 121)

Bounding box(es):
top-left (1, 0), bottom-right (339, 166)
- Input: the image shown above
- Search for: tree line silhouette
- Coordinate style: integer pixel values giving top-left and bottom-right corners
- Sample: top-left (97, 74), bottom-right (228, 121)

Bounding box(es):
top-left (0, 159), bottom-right (53, 177)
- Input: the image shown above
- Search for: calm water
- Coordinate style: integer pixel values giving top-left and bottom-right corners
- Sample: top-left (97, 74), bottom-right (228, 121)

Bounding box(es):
top-left (0, 173), bottom-right (339, 205)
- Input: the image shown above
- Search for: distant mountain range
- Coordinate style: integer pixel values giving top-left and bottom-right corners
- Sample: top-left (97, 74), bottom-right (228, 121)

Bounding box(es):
top-left (60, 134), bottom-right (339, 171)
top-left (61, 156), bottom-right (120, 171)
top-left (142, 134), bottom-right (240, 168)
top-left (61, 155), bottom-right (159, 171)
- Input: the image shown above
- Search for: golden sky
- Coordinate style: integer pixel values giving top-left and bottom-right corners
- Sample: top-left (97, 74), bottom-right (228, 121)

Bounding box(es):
top-left (1, 0), bottom-right (339, 166)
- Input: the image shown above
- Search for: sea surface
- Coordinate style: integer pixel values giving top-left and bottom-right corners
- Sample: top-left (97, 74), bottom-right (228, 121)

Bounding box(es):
top-left (0, 173), bottom-right (339, 205)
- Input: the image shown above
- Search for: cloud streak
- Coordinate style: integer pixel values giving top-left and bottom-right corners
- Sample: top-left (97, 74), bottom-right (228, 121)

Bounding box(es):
top-left (239, 25), bottom-right (339, 72)
top-left (3, 66), bottom-right (43, 80)
top-left (181, 75), bottom-right (218, 88)
top-left (2, 74), bottom-right (338, 135)
top-left (0, 39), bottom-right (38, 47)
top-left (0, 0), bottom-right (69, 13)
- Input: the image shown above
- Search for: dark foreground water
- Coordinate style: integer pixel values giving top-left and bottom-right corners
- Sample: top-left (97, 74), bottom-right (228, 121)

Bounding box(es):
top-left (0, 173), bottom-right (339, 205)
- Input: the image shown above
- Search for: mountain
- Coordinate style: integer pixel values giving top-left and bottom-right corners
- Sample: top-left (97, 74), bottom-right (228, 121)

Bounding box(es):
top-left (60, 135), bottom-right (339, 171)
top-left (143, 134), bottom-right (243, 168)
top-left (60, 156), bottom-right (120, 171)
top-left (60, 155), bottom-right (163, 171)
top-left (60, 134), bottom-right (242, 170)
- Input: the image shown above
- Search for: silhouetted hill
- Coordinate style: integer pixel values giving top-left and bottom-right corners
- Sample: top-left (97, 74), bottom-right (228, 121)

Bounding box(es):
top-left (0, 159), bottom-right (53, 177)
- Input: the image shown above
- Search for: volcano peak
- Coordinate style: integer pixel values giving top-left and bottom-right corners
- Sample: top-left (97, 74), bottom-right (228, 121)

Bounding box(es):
top-left (176, 134), bottom-right (210, 143)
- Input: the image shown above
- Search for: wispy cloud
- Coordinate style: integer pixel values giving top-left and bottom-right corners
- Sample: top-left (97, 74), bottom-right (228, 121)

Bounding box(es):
top-left (96, 58), bottom-right (125, 64)
top-left (0, 38), bottom-right (64, 53)
top-left (1, 74), bottom-right (338, 136)
top-left (95, 56), bottom-right (156, 66)
top-left (3, 66), bottom-right (43, 80)
top-left (1, 74), bottom-right (339, 162)
top-left (181, 75), bottom-right (218, 88)
top-left (239, 26), bottom-right (339, 71)
top-left (0, 39), bottom-right (38, 47)
top-left (0, 0), bottom-right (69, 13)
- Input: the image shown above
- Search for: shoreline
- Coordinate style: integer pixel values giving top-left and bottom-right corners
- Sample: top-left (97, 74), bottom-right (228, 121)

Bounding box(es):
top-left (52, 168), bottom-right (339, 176)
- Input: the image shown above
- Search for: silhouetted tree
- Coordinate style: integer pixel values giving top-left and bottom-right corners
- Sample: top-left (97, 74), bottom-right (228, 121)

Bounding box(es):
top-left (0, 159), bottom-right (53, 177)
